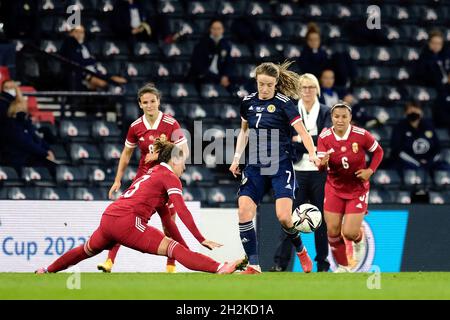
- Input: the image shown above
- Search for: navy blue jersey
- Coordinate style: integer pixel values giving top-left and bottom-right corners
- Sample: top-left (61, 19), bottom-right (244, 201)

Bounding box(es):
top-left (240, 92), bottom-right (302, 167)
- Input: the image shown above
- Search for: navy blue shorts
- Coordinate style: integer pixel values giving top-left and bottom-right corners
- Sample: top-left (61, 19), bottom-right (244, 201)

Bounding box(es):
top-left (238, 159), bottom-right (297, 205)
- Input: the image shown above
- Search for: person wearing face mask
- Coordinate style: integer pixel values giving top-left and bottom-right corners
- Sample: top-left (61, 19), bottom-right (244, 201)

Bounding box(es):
top-left (390, 101), bottom-right (447, 175)
top-left (416, 29), bottom-right (450, 89)
top-left (59, 25), bottom-right (127, 91)
top-left (189, 19), bottom-right (233, 91)
top-left (0, 80), bottom-right (56, 176)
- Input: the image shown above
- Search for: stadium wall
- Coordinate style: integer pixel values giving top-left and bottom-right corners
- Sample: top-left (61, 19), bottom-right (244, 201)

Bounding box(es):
top-left (258, 204), bottom-right (450, 272)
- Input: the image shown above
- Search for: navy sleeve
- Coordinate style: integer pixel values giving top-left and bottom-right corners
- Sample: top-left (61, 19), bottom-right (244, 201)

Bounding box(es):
top-left (240, 99), bottom-right (248, 121)
top-left (283, 100), bottom-right (301, 126)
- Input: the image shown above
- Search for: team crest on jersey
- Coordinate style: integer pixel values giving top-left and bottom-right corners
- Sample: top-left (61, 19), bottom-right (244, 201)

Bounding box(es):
top-left (149, 135), bottom-right (155, 141)
top-left (341, 146), bottom-right (347, 152)
top-left (352, 142), bottom-right (359, 153)
top-left (267, 104), bottom-right (276, 113)
top-left (160, 133), bottom-right (167, 141)
top-left (425, 131), bottom-right (433, 138)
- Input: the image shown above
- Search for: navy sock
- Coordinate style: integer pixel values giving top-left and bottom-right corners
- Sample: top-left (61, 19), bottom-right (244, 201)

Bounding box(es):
top-left (283, 226), bottom-right (304, 253)
top-left (239, 221), bottom-right (259, 265)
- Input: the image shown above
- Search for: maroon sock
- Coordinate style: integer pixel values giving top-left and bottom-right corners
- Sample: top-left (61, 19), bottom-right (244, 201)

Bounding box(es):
top-left (107, 244), bottom-right (120, 263)
top-left (47, 245), bottom-right (90, 273)
top-left (168, 241), bottom-right (220, 273)
top-left (328, 235), bottom-right (349, 266)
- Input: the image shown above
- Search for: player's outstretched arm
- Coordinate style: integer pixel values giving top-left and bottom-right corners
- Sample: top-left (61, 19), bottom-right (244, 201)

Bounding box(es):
top-left (158, 205), bottom-right (190, 249)
top-left (108, 146), bottom-right (134, 199)
top-left (293, 121), bottom-right (320, 166)
top-left (230, 120), bottom-right (249, 177)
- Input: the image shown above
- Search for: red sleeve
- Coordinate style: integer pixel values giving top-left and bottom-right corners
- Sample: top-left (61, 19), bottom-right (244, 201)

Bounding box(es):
top-left (170, 120), bottom-right (187, 146)
top-left (157, 205), bottom-right (189, 249)
top-left (125, 125), bottom-right (138, 149)
top-left (364, 130), bottom-right (384, 172)
top-left (163, 176), bottom-right (205, 243)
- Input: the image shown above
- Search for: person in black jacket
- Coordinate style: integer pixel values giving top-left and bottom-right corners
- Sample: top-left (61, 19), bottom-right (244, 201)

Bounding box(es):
top-left (433, 79), bottom-right (450, 133)
top-left (297, 23), bottom-right (329, 79)
top-left (271, 73), bottom-right (331, 272)
top-left (416, 29), bottom-right (450, 89)
top-left (1, 82), bottom-right (56, 176)
top-left (59, 25), bottom-right (127, 91)
top-left (391, 101), bottom-right (448, 175)
top-left (189, 19), bottom-right (233, 90)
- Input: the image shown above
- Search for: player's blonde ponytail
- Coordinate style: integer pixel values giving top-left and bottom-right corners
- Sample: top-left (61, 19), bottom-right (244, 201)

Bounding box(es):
top-left (153, 138), bottom-right (183, 164)
top-left (276, 60), bottom-right (300, 100)
top-left (254, 60), bottom-right (300, 100)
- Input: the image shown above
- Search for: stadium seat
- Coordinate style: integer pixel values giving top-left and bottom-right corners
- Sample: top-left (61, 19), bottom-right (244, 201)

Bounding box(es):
top-left (304, 4), bottom-right (331, 20)
top-left (217, 104), bottom-right (240, 120)
top-left (358, 66), bottom-right (392, 83)
top-left (0, 166), bottom-right (22, 187)
top-left (5, 187), bottom-right (39, 200)
top-left (133, 42), bottom-right (161, 58)
top-left (258, 21), bottom-right (285, 41)
top-left (216, 1), bottom-right (244, 16)
top-left (102, 41), bottom-right (128, 58)
top-left (167, 19), bottom-right (197, 40)
top-left (86, 166), bottom-right (115, 187)
top-left (382, 5), bottom-right (413, 23)
top-left (99, 0), bottom-right (114, 12)
top-left (369, 189), bottom-right (393, 204)
top-left (372, 169), bottom-right (401, 187)
top-left (59, 119), bottom-right (91, 142)
top-left (102, 143), bottom-right (123, 163)
top-left (245, 2), bottom-right (272, 17)
top-left (403, 169), bottom-right (430, 187)
top-left (69, 143), bottom-right (102, 164)
top-left (66, 0), bottom-right (94, 11)
top-left (123, 166), bottom-right (138, 185)
top-left (434, 170), bottom-right (450, 187)
top-left (54, 17), bottom-right (73, 35)
top-left (353, 86), bottom-right (383, 103)
top-left (391, 66), bottom-right (412, 82)
top-left (436, 129), bottom-right (450, 146)
top-left (73, 187), bottom-right (105, 201)
top-left (397, 46), bottom-right (421, 63)
top-left (321, 24), bottom-right (344, 42)
top-left (40, 187), bottom-right (72, 200)
top-left (161, 42), bottom-right (194, 59)
top-left (170, 83), bottom-right (198, 99)
top-left (403, 25), bottom-right (429, 43)
top-left (283, 44), bottom-right (302, 59)
top-left (181, 166), bottom-right (215, 186)
top-left (56, 165), bottom-right (88, 187)
top-left (405, 86), bottom-right (437, 103)
top-left (200, 84), bottom-right (230, 99)
top-left (206, 187), bottom-right (237, 207)
top-left (169, 61), bottom-right (190, 80)
top-left (254, 44), bottom-right (279, 60)
top-left (187, 1), bottom-right (215, 17)
top-left (230, 43), bottom-right (253, 61)
top-left (51, 144), bottom-right (70, 164)
top-left (429, 191), bottom-right (450, 205)
top-left (157, 0), bottom-right (185, 16)
top-left (85, 17), bottom-right (111, 35)
top-left (393, 191), bottom-right (412, 204)
top-left (21, 167), bottom-right (55, 187)
top-left (39, 0), bottom-right (65, 12)
top-left (372, 46), bottom-right (400, 65)
top-left (383, 86), bottom-right (405, 103)
top-left (183, 187), bottom-right (207, 202)
top-left (91, 120), bottom-right (121, 142)
top-left (40, 40), bottom-right (61, 54)
top-left (184, 103), bottom-right (208, 120)
top-left (160, 102), bottom-right (186, 120)
top-left (370, 126), bottom-right (392, 143)
top-left (347, 46), bottom-right (372, 64)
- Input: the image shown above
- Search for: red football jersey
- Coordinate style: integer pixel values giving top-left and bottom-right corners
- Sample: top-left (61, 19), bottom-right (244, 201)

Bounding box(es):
top-left (104, 163), bottom-right (205, 242)
top-left (317, 125), bottom-right (379, 199)
top-left (125, 112), bottom-right (187, 179)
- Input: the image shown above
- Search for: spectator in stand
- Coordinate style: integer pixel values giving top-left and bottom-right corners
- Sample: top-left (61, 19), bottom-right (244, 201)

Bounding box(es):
top-left (297, 23), bottom-right (330, 79)
top-left (0, 79), bottom-right (18, 162)
top-left (319, 69), bottom-right (354, 108)
top-left (111, 0), bottom-right (172, 52)
top-left (59, 25), bottom-right (127, 91)
top-left (1, 81), bottom-right (56, 175)
top-left (433, 74), bottom-right (450, 133)
top-left (416, 29), bottom-right (450, 89)
top-left (390, 101), bottom-right (448, 175)
top-left (188, 19), bottom-right (233, 91)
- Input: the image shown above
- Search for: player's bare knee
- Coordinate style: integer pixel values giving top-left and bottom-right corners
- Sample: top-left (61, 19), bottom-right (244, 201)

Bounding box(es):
top-left (342, 230), bottom-right (359, 241)
top-left (327, 226), bottom-right (341, 238)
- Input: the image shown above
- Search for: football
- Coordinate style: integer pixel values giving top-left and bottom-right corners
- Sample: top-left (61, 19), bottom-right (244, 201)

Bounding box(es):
top-left (292, 203), bottom-right (322, 233)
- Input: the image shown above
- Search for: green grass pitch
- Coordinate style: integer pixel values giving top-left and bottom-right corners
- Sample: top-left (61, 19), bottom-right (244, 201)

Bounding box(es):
top-left (1, 272), bottom-right (449, 300)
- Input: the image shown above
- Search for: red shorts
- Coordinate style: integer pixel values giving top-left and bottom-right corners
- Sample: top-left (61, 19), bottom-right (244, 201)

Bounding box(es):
top-left (87, 214), bottom-right (165, 255)
top-left (323, 184), bottom-right (369, 215)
